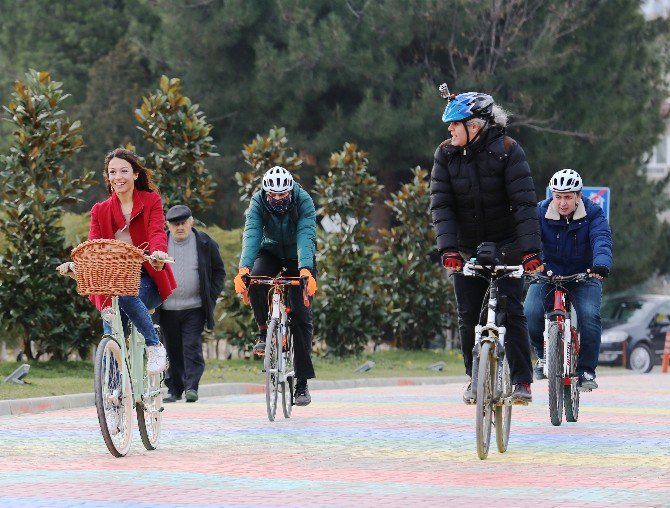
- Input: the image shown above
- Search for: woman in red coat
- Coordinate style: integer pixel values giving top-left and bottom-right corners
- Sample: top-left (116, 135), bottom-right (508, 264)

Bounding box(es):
top-left (61, 148), bottom-right (177, 373)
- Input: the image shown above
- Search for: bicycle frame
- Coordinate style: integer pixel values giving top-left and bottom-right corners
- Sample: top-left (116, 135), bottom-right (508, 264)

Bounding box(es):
top-left (267, 284), bottom-right (295, 384)
top-left (105, 296), bottom-right (159, 407)
top-left (244, 276), bottom-right (307, 370)
top-left (536, 273), bottom-right (587, 382)
top-left (466, 262), bottom-right (524, 404)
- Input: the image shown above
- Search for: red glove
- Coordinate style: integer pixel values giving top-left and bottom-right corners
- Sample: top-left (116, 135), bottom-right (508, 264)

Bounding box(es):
top-left (522, 252), bottom-right (543, 273)
top-left (441, 251), bottom-right (463, 271)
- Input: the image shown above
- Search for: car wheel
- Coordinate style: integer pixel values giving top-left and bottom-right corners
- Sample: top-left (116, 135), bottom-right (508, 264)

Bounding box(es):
top-left (628, 344), bottom-right (654, 373)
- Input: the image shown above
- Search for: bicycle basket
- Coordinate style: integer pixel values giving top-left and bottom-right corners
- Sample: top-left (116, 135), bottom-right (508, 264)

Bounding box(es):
top-left (71, 239), bottom-right (145, 296)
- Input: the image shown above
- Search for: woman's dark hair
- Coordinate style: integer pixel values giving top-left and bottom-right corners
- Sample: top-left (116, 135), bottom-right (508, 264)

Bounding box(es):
top-left (103, 148), bottom-right (158, 195)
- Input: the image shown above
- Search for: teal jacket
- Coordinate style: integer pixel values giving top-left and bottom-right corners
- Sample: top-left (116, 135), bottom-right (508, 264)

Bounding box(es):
top-left (239, 183), bottom-right (317, 270)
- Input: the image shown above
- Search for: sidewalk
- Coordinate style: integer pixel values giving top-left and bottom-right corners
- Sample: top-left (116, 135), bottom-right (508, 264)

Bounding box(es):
top-left (0, 375), bottom-right (469, 416)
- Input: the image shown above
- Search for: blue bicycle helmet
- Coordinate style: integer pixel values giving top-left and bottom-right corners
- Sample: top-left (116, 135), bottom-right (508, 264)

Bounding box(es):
top-left (442, 92), bottom-right (494, 123)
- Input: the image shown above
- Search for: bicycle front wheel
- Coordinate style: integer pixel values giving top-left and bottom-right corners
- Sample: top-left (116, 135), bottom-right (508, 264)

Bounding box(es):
top-left (476, 342), bottom-right (495, 460)
top-left (281, 327), bottom-right (295, 419)
top-left (547, 322), bottom-right (564, 426)
top-left (137, 372), bottom-right (163, 450)
top-left (495, 356), bottom-right (512, 453)
top-left (265, 319), bottom-right (280, 422)
top-left (94, 335), bottom-right (133, 457)
top-left (564, 327), bottom-right (580, 422)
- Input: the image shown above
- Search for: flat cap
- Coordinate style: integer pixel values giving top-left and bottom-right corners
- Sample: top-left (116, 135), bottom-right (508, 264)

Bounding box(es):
top-left (166, 204), bottom-right (192, 223)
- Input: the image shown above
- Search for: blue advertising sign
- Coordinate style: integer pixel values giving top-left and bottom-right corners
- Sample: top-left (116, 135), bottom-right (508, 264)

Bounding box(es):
top-left (545, 186), bottom-right (610, 221)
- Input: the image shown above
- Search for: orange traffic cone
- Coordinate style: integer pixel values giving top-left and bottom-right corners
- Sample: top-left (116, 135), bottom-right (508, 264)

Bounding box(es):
top-left (662, 331), bottom-right (670, 374)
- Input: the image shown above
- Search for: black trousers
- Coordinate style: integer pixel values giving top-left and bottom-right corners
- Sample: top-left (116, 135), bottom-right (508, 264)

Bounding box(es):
top-left (160, 307), bottom-right (206, 396)
top-left (453, 274), bottom-right (533, 385)
top-left (249, 250), bottom-right (315, 380)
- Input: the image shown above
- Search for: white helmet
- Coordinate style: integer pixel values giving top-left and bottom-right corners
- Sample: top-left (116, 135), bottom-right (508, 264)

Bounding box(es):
top-left (262, 166), bottom-right (294, 193)
top-left (549, 169), bottom-right (583, 193)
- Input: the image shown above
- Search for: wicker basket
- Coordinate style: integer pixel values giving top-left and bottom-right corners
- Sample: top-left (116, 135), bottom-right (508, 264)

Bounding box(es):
top-left (71, 239), bottom-right (146, 296)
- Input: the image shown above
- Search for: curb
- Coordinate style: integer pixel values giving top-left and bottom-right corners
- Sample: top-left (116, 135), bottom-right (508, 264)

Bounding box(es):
top-left (0, 375), bottom-right (468, 417)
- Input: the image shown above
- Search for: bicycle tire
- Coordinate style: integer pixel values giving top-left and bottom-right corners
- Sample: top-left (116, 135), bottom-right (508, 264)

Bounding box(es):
top-left (137, 372), bottom-right (162, 450)
top-left (94, 335), bottom-right (133, 457)
top-left (547, 322), bottom-right (564, 426)
top-left (564, 327), bottom-right (580, 422)
top-left (265, 318), bottom-right (279, 421)
top-left (281, 327), bottom-right (295, 418)
top-left (476, 342), bottom-right (494, 460)
top-left (495, 356), bottom-right (512, 453)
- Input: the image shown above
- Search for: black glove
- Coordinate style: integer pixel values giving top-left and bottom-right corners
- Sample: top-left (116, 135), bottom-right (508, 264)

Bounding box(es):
top-left (589, 265), bottom-right (609, 278)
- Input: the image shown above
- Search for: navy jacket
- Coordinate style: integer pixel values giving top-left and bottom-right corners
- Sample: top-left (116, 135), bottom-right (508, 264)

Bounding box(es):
top-left (538, 196), bottom-right (613, 275)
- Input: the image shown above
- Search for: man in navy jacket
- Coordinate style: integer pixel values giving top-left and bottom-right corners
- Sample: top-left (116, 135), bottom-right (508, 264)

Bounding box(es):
top-left (523, 169), bottom-right (613, 390)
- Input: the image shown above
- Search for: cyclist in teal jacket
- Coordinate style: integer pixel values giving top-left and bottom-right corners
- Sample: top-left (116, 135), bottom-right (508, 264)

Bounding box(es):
top-left (234, 166), bottom-right (317, 405)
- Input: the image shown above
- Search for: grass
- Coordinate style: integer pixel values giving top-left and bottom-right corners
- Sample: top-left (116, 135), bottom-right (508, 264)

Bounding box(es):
top-left (0, 349), bottom-right (464, 400)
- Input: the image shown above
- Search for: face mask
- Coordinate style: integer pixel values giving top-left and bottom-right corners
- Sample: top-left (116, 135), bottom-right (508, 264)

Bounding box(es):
top-left (267, 194), bottom-right (292, 214)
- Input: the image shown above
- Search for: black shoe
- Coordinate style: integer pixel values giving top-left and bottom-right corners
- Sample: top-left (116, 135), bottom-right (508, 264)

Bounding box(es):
top-left (463, 379), bottom-right (475, 405)
top-left (294, 379), bottom-right (311, 406)
top-left (164, 393), bottom-right (181, 403)
top-left (578, 372), bottom-right (598, 391)
top-left (534, 359), bottom-right (547, 380)
top-left (512, 383), bottom-right (532, 404)
top-left (185, 389), bottom-right (199, 402)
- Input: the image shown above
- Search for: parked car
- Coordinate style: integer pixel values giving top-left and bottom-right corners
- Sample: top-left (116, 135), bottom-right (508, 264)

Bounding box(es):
top-left (599, 294), bottom-right (670, 373)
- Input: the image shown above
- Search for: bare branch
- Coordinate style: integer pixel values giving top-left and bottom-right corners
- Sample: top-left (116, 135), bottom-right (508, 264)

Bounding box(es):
top-left (510, 116), bottom-right (598, 141)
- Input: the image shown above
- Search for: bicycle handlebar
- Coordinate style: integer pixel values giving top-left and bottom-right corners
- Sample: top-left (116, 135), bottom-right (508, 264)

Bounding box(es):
top-left (241, 274), bottom-right (310, 308)
top-left (528, 272), bottom-right (589, 284)
top-left (462, 261), bottom-right (524, 279)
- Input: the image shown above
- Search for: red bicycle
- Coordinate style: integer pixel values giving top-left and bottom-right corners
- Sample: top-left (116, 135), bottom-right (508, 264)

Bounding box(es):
top-left (529, 272), bottom-right (588, 426)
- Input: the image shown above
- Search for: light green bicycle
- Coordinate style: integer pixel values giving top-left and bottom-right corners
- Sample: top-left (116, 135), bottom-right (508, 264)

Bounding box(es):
top-left (66, 239), bottom-right (173, 457)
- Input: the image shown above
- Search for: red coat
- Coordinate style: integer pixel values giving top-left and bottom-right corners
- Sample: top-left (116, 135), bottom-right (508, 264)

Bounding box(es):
top-left (88, 188), bottom-right (177, 310)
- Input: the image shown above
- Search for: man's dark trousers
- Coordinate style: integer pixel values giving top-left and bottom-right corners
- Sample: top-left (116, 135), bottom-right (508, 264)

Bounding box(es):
top-left (161, 307), bottom-right (206, 396)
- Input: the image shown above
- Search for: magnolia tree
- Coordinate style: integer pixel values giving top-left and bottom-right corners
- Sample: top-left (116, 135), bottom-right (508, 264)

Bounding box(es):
top-left (0, 70), bottom-right (98, 360)
top-left (313, 143), bottom-right (385, 356)
top-left (135, 75), bottom-right (218, 211)
top-left (235, 126), bottom-right (303, 203)
top-left (379, 167), bottom-right (456, 349)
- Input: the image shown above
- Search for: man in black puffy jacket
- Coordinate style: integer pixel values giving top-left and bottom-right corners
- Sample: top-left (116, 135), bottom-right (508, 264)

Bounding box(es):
top-left (430, 89), bottom-right (542, 404)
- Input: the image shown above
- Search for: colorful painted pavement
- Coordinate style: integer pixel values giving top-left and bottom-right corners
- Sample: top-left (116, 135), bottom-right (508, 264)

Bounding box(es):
top-left (0, 372), bottom-right (669, 508)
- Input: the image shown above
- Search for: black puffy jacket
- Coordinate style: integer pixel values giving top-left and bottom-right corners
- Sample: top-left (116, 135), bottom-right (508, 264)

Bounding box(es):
top-left (429, 127), bottom-right (541, 262)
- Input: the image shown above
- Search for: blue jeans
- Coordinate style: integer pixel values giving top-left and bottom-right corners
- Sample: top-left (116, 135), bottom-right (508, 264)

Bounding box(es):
top-left (524, 278), bottom-right (603, 376)
top-left (102, 273), bottom-right (162, 346)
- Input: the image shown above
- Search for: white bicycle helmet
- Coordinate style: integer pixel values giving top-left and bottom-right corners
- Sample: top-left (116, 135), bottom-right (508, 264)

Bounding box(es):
top-left (262, 166), bottom-right (294, 193)
top-left (549, 169), bottom-right (583, 193)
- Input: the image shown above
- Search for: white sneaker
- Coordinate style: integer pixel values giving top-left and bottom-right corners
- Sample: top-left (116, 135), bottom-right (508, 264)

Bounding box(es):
top-left (105, 408), bottom-right (121, 436)
top-left (146, 343), bottom-right (168, 374)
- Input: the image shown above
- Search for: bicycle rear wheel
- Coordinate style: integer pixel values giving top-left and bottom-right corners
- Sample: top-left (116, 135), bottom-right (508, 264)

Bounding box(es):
top-left (281, 327), bottom-right (295, 418)
top-left (495, 356), bottom-right (512, 453)
top-left (265, 319), bottom-right (280, 421)
top-left (547, 322), bottom-right (564, 426)
top-left (94, 335), bottom-right (133, 457)
top-left (564, 327), bottom-right (580, 422)
top-left (476, 342), bottom-right (495, 460)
